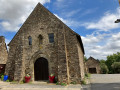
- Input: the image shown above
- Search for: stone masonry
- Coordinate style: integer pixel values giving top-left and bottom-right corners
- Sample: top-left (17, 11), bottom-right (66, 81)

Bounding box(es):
top-left (0, 36), bottom-right (8, 74)
top-left (0, 36), bottom-right (8, 64)
top-left (5, 3), bottom-right (85, 84)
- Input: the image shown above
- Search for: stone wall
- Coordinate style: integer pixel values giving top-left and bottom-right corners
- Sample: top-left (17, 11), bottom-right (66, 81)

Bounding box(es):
top-left (77, 36), bottom-right (85, 80)
top-left (0, 36), bottom-right (8, 64)
top-left (5, 33), bottom-right (24, 81)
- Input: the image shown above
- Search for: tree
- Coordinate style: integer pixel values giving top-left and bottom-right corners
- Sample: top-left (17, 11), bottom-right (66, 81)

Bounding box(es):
top-left (105, 52), bottom-right (120, 73)
top-left (100, 59), bottom-right (108, 74)
top-left (84, 56), bottom-right (88, 62)
top-left (112, 62), bottom-right (120, 73)
top-left (100, 63), bottom-right (109, 74)
top-left (100, 59), bottom-right (106, 64)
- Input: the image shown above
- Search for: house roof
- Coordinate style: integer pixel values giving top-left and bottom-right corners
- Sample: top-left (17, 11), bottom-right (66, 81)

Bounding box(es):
top-left (87, 56), bottom-right (100, 63)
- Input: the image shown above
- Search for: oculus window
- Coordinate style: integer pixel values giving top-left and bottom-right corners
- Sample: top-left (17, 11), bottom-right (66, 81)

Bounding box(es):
top-left (48, 33), bottom-right (54, 43)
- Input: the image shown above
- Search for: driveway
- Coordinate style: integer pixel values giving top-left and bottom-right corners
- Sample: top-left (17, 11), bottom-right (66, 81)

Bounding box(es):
top-left (90, 74), bottom-right (120, 90)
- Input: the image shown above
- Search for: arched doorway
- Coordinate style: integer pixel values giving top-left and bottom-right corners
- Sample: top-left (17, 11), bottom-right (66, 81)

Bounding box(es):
top-left (34, 57), bottom-right (49, 81)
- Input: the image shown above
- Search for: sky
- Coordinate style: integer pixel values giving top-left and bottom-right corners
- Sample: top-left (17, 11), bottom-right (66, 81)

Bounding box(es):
top-left (0, 0), bottom-right (120, 60)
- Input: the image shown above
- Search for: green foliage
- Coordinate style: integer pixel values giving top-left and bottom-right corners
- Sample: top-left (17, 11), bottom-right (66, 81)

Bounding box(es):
top-left (70, 81), bottom-right (76, 84)
top-left (81, 79), bottom-right (86, 85)
top-left (6, 79), bottom-right (10, 82)
top-left (0, 73), bottom-right (4, 77)
top-left (106, 52), bottom-right (120, 73)
top-left (112, 62), bottom-right (120, 73)
top-left (100, 63), bottom-right (109, 74)
top-left (84, 56), bottom-right (88, 62)
top-left (56, 82), bottom-right (67, 86)
top-left (1, 75), bottom-right (4, 81)
top-left (100, 59), bottom-right (106, 64)
top-left (85, 73), bottom-right (91, 78)
top-left (56, 82), bottom-right (60, 85)
top-left (61, 82), bottom-right (67, 86)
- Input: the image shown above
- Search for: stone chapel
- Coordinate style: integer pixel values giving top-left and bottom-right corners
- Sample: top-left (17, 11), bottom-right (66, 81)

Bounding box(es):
top-left (5, 3), bottom-right (85, 84)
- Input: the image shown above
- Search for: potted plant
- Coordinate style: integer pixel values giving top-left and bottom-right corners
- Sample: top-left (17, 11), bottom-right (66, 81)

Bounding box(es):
top-left (25, 74), bottom-right (31, 83)
top-left (49, 74), bottom-right (55, 83)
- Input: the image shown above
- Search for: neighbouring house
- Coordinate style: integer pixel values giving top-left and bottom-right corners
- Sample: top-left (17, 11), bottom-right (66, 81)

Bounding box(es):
top-left (0, 36), bottom-right (8, 74)
top-left (86, 57), bottom-right (101, 74)
top-left (5, 3), bottom-right (85, 84)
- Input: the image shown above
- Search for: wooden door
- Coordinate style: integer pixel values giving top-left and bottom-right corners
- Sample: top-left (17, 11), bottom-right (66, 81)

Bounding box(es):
top-left (34, 57), bottom-right (49, 81)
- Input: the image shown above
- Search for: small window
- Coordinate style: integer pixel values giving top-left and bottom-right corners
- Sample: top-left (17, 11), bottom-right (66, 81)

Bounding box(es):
top-left (38, 35), bottom-right (43, 44)
top-left (48, 33), bottom-right (54, 43)
top-left (28, 36), bottom-right (32, 45)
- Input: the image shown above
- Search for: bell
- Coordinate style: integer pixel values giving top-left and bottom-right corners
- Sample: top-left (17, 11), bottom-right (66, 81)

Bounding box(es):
top-left (114, 19), bottom-right (120, 23)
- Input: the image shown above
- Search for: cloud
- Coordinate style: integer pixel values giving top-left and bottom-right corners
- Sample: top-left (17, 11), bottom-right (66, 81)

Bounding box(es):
top-left (82, 8), bottom-right (120, 31)
top-left (0, 0), bottom-right (50, 32)
top-left (82, 32), bottom-right (120, 60)
top-left (54, 14), bottom-right (80, 27)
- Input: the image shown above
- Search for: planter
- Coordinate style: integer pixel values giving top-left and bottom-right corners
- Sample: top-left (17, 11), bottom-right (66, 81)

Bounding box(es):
top-left (49, 76), bottom-right (55, 83)
top-left (25, 76), bottom-right (31, 83)
top-left (3, 75), bottom-right (8, 81)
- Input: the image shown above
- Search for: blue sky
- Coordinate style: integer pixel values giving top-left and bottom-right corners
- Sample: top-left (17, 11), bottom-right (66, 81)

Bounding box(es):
top-left (0, 0), bottom-right (120, 60)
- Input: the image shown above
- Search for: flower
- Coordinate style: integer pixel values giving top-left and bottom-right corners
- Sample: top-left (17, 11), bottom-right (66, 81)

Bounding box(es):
top-left (26, 74), bottom-right (30, 77)
top-left (50, 74), bottom-right (54, 77)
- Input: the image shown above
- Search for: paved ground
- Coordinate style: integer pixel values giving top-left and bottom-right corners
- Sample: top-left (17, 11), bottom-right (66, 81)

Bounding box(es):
top-left (0, 81), bottom-right (81, 90)
top-left (82, 74), bottom-right (120, 90)
top-left (1, 74), bottom-right (120, 90)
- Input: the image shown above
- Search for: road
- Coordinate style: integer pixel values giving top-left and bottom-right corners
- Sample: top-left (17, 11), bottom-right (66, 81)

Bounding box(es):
top-left (82, 74), bottom-right (120, 90)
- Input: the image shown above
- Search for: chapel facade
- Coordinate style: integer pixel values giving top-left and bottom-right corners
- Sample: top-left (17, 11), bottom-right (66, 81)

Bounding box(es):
top-left (5, 3), bottom-right (85, 84)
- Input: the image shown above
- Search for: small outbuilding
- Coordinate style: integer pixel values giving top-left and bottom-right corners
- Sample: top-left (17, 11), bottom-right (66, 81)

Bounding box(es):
top-left (86, 57), bottom-right (101, 74)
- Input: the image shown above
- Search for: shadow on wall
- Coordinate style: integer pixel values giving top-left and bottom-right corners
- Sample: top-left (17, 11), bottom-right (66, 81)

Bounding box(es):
top-left (0, 64), bottom-right (6, 74)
